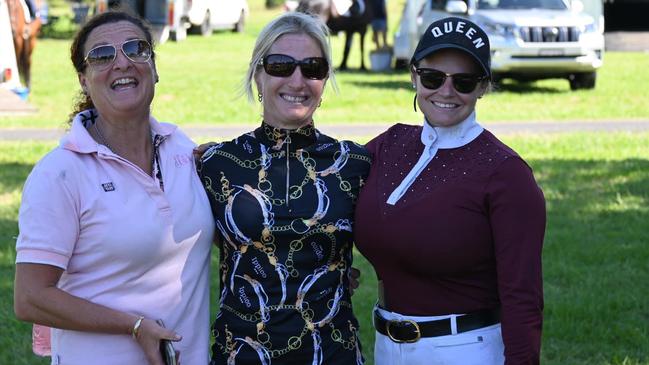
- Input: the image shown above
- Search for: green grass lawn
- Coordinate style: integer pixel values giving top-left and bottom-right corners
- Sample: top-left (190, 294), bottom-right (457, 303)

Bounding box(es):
top-left (1, 0), bottom-right (648, 128)
top-left (1, 133), bottom-right (648, 364)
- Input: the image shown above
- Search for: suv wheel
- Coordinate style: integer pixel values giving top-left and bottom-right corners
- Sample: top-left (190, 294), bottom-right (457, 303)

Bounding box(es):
top-left (200, 12), bottom-right (212, 36)
top-left (491, 73), bottom-right (503, 89)
top-left (394, 59), bottom-right (407, 70)
top-left (233, 10), bottom-right (245, 33)
top-left (170, 24), bottom-right (187, 42)
top-left (569, 72), bottom-right (596, 90)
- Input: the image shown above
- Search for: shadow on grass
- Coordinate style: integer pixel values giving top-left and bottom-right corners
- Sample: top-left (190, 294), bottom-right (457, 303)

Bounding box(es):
top-left (1, 216), bottom-right (45, 364)
top-left (0, 260), bottom-right (50, 365)
top-left (347, 78), bottom-right (567, 93)
top-left (347, 79), bottom-right (412, 90)
top-left (39, 26), bottom-right (77, 40)
top-left (0, 163), bottom-right (46, 365)
top-left (0, 217), bottom-right (19, 246)
top-left (38, 15), bottom-right (79, 40)
top-left (530, 157), bottom-right (649, 364)
top-left (335, 68), bottom-right (405, 76)
top-left (341, 70), bottom-right (571, 93)
top-left (494, 81), bottom-right (566, 94)
top-left (0, 163), bottom-right (34, 192)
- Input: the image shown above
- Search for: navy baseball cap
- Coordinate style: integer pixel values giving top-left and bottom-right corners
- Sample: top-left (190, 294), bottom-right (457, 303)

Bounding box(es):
top-left (411, 17), bottom-right (491, 78)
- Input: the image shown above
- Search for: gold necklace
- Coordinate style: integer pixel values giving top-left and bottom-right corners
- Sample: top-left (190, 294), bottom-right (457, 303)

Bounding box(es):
top-left (93, 121), bottom-right (114, 152)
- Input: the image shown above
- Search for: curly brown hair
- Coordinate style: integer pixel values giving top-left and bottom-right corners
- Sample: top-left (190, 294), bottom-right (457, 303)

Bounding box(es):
top-left (68, 9), bottom-right (156, 124)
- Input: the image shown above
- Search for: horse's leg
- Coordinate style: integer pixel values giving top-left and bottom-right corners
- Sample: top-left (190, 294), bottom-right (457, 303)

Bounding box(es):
top-left (14, 35), bottom-right (26, 87)
top-left (18, 31), bottom-right (29, 89)
top-left (340, 30), bottom-right (353, 71)
top-left (23, 36), bottom-right (34, 89)
top-left (24, 21), bottom-right (40, 89)
top-left (10, 2), bottom-right (32, 89)
top-left (22, 46), bottom-right (29, 89)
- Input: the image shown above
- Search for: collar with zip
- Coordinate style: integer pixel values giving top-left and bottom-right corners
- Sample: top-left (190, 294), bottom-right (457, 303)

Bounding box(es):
top-left (253, 121), bottom-right (318, 151)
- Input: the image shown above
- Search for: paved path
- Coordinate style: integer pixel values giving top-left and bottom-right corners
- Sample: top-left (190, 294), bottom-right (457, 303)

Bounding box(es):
top-left (1, 121), bottom-right (649, 141)
top-left (605, 32), bottom-right (649, 52)
top-left (0, 89), bottom-right (38, 116)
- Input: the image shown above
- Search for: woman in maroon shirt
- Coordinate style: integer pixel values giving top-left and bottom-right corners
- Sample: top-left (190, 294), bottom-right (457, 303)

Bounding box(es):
top-left (354, 17), bottom-right (546, 365)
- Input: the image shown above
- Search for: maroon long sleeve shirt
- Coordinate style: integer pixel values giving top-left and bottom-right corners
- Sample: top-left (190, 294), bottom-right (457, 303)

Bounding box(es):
top-left (354, 124), bottom-right (546, 365)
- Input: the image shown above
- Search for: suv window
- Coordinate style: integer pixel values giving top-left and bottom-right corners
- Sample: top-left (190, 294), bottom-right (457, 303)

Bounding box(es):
top-left (431, 0), bottom-right (450, 10)
top-left (477, 0), bottom-right (567, 10)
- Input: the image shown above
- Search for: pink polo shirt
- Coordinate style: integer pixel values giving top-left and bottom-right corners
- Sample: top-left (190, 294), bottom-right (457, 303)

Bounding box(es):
top-left (16, 110), bottom-right (215, 365)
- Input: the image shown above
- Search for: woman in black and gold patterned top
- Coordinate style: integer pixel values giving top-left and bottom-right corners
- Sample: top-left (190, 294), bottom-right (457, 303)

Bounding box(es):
top-left (199, 12), bottom-right (370, 365)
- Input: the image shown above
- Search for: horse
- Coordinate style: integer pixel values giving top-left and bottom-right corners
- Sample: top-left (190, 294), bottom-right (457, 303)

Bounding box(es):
top-left (297, 0), bottom-right (374, 70)
top-left (6, 0), bottom-right (40, 90)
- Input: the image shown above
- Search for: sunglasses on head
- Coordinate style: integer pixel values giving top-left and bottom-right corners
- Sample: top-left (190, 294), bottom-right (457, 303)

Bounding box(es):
top-left (261, 54), bottom-right (329, 80)
top-left (415, 68), bottom-right (487, 94)
top-left (84, 39), bottom-right (152, 70)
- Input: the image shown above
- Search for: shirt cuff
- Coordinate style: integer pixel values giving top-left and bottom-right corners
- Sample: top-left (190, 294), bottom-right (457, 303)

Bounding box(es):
top-left (16, 249), bottom-right (69, 270)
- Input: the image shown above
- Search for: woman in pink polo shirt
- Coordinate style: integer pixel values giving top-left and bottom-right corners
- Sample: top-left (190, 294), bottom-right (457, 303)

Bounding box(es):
top-left (14, 11), bottom-right (214, 365)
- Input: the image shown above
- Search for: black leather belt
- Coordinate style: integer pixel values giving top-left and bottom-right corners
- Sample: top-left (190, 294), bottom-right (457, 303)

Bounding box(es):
top-left (374, 308), bottom-right (501, 343)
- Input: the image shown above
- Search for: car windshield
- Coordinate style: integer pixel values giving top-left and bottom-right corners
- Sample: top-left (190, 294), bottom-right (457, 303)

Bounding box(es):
top-left (477, 0), bottom-right (568, 10)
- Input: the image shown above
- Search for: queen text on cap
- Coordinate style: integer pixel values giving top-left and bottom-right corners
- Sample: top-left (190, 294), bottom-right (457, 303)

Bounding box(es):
top-left (430, 20), bottom-right (486, 49)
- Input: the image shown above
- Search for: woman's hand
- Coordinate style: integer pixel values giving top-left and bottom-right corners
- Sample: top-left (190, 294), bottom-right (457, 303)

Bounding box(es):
top-left (348, 267), bottom-right (361, 295)
top-left (193, 142), bottom-right (217, 164)
top-left (15, 263), bottom-right (181, 364)
top-left (135, 318), bottom-right (181, 365)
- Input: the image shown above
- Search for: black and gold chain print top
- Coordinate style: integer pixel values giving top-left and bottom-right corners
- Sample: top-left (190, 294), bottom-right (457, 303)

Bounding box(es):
top-left (199, 122), bottom-right (371, 365)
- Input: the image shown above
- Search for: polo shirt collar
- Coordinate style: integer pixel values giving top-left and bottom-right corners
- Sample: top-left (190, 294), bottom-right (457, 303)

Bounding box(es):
top-left (61, 109), bottom-right (176, 154)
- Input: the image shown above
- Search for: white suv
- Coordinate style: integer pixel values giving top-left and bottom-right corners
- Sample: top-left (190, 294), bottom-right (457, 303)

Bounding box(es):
top-left (95, 0), bottom-right (248, 43)
top-left (179, 0), bottom-right (248, 38)
top-left (394, 0), bottom-right (604, 90)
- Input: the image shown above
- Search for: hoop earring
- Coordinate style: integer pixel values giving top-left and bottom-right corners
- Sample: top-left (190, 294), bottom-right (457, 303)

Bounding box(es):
top-left (413, 94), bottom-right (417, 112)
top-left (258, 93), bottom-right (263, 102)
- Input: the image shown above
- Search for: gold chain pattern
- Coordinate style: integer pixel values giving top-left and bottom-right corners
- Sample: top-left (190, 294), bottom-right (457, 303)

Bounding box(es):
top-left (201, 124), bottom-right (370, 364)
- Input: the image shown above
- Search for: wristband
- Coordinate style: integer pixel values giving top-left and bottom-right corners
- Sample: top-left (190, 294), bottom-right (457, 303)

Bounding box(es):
top-left (132, 316), bottom-right (145, 339)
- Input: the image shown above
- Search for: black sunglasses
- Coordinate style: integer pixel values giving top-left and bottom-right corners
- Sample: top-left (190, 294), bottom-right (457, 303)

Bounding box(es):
top-left (415, 68), bottom-right (486, 94)
top-left (84, 39), bottom-right (152, 70)
top-left (261, 54), bottom-right (329, 80)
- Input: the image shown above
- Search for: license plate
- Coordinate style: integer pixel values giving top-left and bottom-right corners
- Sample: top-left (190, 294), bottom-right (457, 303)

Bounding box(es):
top-left (539, 49), bottom-right (565, 56)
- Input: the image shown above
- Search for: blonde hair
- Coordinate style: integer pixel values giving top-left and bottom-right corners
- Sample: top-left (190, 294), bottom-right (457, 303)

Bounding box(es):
top-left (243, 12), bottom-right (337, 103)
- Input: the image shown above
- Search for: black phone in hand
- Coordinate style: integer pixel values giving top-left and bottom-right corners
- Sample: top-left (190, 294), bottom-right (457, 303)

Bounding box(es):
top-left (156, 320), bottom-right (177, 365)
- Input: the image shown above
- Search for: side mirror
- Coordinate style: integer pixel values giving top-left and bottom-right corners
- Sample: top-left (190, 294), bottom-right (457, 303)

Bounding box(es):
top-left (445, 0), bottom-right (468, 13)
top-left (571, 0), bottom-right (584, 13)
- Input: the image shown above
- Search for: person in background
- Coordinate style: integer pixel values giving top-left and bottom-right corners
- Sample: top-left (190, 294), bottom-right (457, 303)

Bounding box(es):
top-left (24, 0), bottom-right (40, 21)
top-left (369, 0), bottom-right (388, 50)
top-left (199, 11), bottom-right (370, 365)
top-left (13, 10), bottom-right (214, 365)
top-left (354, 17), bottom-right (546, 365)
